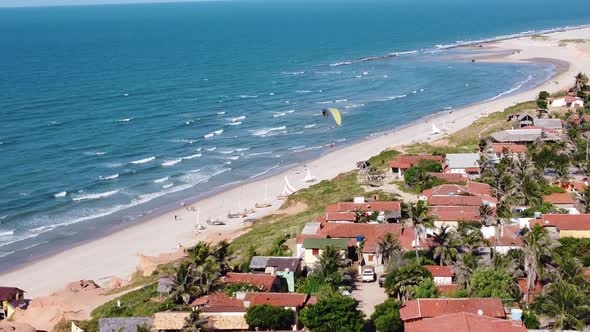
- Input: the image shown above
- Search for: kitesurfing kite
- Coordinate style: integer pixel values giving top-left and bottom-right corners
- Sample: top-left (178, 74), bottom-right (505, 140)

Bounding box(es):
top-left (322, 108), bottom-right (342, 126)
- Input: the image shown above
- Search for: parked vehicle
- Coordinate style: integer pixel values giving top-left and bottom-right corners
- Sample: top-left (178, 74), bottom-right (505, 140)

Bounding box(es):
top-left (361, 268), bottom-right (376, 282)
top-left (378, 274), bottom-right (387, 287)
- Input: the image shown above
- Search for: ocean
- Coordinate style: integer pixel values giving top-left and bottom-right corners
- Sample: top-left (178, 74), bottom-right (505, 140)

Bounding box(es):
top-left (1, 0), bottom-right (589, 271)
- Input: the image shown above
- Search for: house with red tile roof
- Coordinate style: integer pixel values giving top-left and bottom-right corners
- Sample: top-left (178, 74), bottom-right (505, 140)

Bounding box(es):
top-left (324, 198), bottom-right (401, 223)
top-left (427, 172), bottom-right (469, 184)
top-left (224, 273), bottom-right (282, 292)
top-left (488, 225), bottom-right (524, 254)
top-left (404, 312), bottom-right (526, 332)
top-left (529, 214), bottom-right (590, 238)
top-left (192, 292), bottom-right (316, 330)
top-left (550, 95), bottom-right (584, 108)
top-left (517, 278), bottom-right (543, 304)
top-left (423, 265), bottom-right (454, 285)
top-left (389, 155), bottom-right (444, 178)
top-left (399, 298), bottom-right (506, 322)
top-left (489, 143), bottom-right (527, 159)
top-left (296, 222), bottom-right (423, 271)
top-left (543, 192), bottom-right (576, 209)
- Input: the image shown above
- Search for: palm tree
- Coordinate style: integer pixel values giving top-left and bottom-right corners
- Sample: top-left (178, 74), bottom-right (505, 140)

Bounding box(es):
top-left (540, 280), bottom-right (590, 331)
top-left (212, 240), bottom-right (234, 273)
top-left (378, 233), bottom-right (401, 265)
top-left (453, 252), bottom-right (479, 295)
top-left (184, 310), bottom-right (208, 332)
top-left (574, 72), bottom-right (588, 93)
top-left (317, 245), bottom-right (344, 280)
top-left (170, 264), bottom-right (199, 306)
top-left (521, 224), bottom-right (556, 308)
top-left (193, 260), bottom-right (223, 296)
top-left (478, 204), bottom-right (494, 227)
top-left (407, 200), bottom-right (435, 262)
top-left (431, 225), bottom-right (461, 266)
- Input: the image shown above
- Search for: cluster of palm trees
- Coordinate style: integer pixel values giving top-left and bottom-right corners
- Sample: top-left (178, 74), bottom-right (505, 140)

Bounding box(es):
top-left (169, 241), bottom-right (233, 307)
top-left (373, 191), bottom-right (590, 329)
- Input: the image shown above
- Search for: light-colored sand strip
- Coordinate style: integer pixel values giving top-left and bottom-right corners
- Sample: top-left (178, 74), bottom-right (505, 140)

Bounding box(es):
top-left (2, 27), bottom-right (590, 299)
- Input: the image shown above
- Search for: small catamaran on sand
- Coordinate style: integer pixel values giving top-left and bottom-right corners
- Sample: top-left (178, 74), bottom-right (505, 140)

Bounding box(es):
top-left (255, 182), bottom-right (272, 208)
top-left (277, 176), bottom-right (297, 200)
top-left (303, 167), bottom-right (317, 183)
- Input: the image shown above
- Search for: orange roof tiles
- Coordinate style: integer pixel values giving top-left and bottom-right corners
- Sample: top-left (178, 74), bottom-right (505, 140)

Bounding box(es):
top-left (400, 298), bottom-right (506, 321)
top-left (325, 212), bottom-right (357, 222)
top-left (427, 172), bottom-right (468, 184)
top-left (325, 201), bottom-right (401, 213)
top-left (543, 192), bottom-right (575, 204)
top-left (490, 143), bottom-right (528, 154)
top-left (530, 214), bottom-right (590, 231)
top-left (389, 155), bottom-right (444, 170)
top-left (224, 273), bottom-right (277, 291)
top-left (490, 225), bottom-right (523, 247)
top-left (316, 222), bottom-right (420, 251)
top-left (404, 312), bottom-right (526, 332)
top-left (428, 195), bottom-right (488, 207)
top-left (424, 265), bottom-right (454, 278)
top-left (244, 292), bottom-right (311, 307)
top-left (431, 206), bottom-right (480, 222)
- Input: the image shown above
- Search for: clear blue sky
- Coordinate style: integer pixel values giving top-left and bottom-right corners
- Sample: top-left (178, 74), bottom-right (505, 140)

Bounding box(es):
top-left (0, 0), bottom-right (212, 8)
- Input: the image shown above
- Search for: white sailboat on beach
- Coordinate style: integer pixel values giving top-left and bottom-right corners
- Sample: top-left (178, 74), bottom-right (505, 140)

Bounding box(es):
top-left (303, 167), bottom-right (317, 183)
top-left (431, 124), bottom-right (440, 135)
top-left (277, 176), bottom-right (297, 200)
top-left (255, 182), bottom-right (272, 208)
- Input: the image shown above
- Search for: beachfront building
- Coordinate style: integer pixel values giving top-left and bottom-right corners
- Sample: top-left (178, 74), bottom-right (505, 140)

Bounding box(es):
top-left (224, 272), bottom-right (285, 293)
top-left (389, 155), bottom-right (444, 178)
top-left (403, 312), bottom-right (526, 332)
top-left (399, 298), bottom-right (506, 323)
top-left (550, 95), bottom-right (585, 108)
top-left (296, 222), bottom-right (420, 273)
top-left (248, 256), bottom-right (301, 292)
top-left (0, 287), bottom-right (25, 320)
top-left (300, 238), bottom-right (349, 268)
top-left (490, 128), bottom-right (561, 143)
top-left (191, 292), bottom-right (316, 330)
top-left (323, 197), bottom-right (402, 223)
top-left (98, 317), bottom-right (152, 332)
top-left (421, 182), bottom-right (496, 228)
top-left (543, 192), bottom-right (576, 210)
top-left (529, 214), bottom-right (590, 238)
top-left (423, 265), bottom-right (454, 285)
top-left (489, 143), bottom-right (527, 159)
top-left (533, 118), bottom-right (563, 131)
top-left (443, 153), bottom-right (481, 178)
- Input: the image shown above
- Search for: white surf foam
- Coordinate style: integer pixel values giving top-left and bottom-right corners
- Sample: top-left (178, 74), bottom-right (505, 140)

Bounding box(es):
top-left (130, 156), bottom-right (156, 164)
top-left (377, 95), bottom-right (407, 102)
top-left (238, 95), bottom-right (258, 98)
top-left (335, 99), bottom-right (348, 102)
top-left (72, 190), bottom-right (119, 201)
top-left (250, 126), bottom-right (287, 137)
top-left (153, 177), bottom-right (169, 183)
top-left (162, 159), bottom-right (182, 167)
top-left (316, 100), bottom-right (334, 104)
top-left (100, 174), bottom-right (119, 180)
top-left (217, 111), bottom-right (226, 115)
top-left (162, 183), bottom-right (174, 189)
top-left (183, 153), bottom-right (202, 160)
top-left (484, 74), bottom-right (534, 102)
top-left (329, 61), bottom-right (352, 67)
top-left (273, 112), bottom-right (286, 118)
top-left (54, 191), bottom-right (67, 198)
top-left (304, 124), bottom-right (317, 129)
top-left (205, 147), bottom-right (217, 152)
top-left (225, 156), bottom-right (240, 160)
top-left (345, 104), bottom-right (365, 109)
top-left (117, 118), bottom-right (133, 122)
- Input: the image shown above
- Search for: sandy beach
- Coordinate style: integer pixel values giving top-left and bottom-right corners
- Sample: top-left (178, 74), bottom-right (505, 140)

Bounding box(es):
top-left (3, 27), bottom-right (590, 301)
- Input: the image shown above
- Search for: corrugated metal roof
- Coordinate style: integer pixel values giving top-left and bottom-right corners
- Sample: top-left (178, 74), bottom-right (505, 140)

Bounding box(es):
top-left (99, 317), bottom-right (152, 332)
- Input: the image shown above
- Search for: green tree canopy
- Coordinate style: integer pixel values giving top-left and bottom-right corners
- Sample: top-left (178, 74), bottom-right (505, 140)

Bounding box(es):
top-left (385, 263), bottom-right (433, 301)
top-left (370, 298), bottom-right (403, 332)
top-left (470, 267), bottom-right (516, 302)
top-left (299, 296), bottom-right (366, 332)
top-left (245, 305), bottom-right (295, 331)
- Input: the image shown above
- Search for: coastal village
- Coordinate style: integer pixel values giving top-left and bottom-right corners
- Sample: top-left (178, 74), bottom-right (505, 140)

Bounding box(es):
top-left (3, 72), bottom-right (590, 331)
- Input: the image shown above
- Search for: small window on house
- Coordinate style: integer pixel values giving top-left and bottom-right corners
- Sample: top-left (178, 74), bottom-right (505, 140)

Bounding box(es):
top-left (368, 254), bottom-right (374, 262)
top-left (312, 249), bottom-right (319, 256)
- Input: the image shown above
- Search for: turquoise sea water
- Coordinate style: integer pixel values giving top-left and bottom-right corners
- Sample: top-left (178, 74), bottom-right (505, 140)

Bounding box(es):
top-left (1, 0), bottom-right (589, 270)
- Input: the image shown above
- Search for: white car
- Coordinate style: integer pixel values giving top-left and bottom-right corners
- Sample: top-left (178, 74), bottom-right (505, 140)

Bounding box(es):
top-left (361, 269), bottom-right (376, 282)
